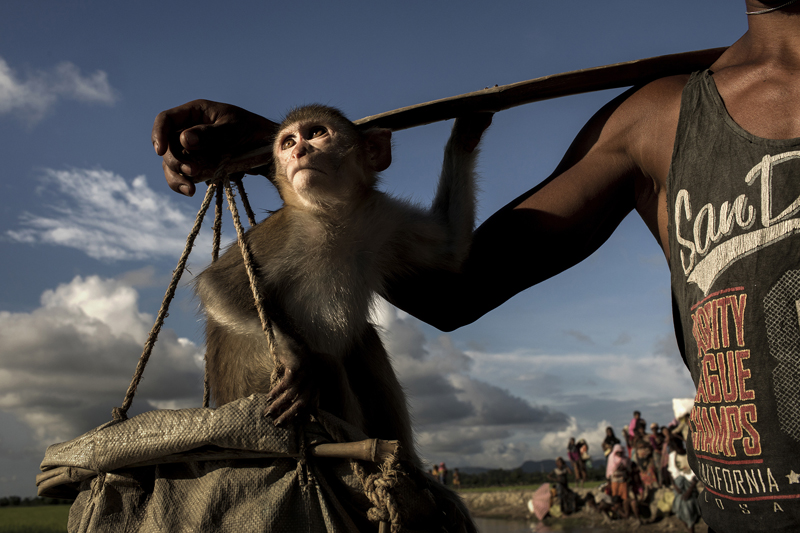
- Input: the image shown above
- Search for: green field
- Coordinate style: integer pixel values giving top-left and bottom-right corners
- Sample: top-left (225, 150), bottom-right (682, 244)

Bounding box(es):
top-left (0, 506), bottom-right (69, 533)
top-left (0, 484), bottom-right (603, 530)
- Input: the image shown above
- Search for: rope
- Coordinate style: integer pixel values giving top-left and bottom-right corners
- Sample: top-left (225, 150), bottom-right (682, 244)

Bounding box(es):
top-left (234, 175), bottom-right (257, 227)
top-left (352, 452), bottom-right (404, 533)
top-left (203, 183), bottom-right (226, 408)
top-left (113, 182), bottom-right (217, 421)
top-left (112, 174), bottom-right (273, 419)
top-left (212, 183), bottom-right (224, 261)
top-left (222, 180), bottom-right (278, 368)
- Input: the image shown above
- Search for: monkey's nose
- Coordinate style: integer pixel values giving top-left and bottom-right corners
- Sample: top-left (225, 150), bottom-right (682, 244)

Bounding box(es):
top-left (292, 144), bottom-right (308, 158)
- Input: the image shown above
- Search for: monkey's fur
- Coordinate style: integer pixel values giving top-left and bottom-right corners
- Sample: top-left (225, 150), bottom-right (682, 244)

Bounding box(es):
top-left (195, 105), bottom-right (485, 477)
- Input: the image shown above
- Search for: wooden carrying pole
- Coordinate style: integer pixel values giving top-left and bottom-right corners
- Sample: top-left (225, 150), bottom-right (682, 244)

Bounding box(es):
top-left (218, 47), bottom-right (726, 175)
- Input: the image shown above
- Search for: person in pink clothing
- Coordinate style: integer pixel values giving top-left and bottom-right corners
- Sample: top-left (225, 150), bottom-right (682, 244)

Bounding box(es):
top-left (627, 411), bottom-right (641, 439)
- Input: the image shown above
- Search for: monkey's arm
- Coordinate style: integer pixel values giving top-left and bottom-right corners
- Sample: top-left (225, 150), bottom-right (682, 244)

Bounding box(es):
top-left (429, 114), bottom-right (493, 263)
top-left (263, 327), bottom-right (339, 425)
top-left (379, 114), bottom-right (492, 278)
top-left (201, 276), bottom-right (341, 425)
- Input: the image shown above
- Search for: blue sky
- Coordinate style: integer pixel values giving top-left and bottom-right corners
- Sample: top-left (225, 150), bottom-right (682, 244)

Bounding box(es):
top-left (0, 1), bottom-right (748, 496)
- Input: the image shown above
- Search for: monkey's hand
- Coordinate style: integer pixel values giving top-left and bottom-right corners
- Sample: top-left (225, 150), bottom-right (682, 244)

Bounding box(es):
top-left (450, 112), bottom-right (494, 153)
top-left (151, 99), bottom-right (278, 197)
top-left (264, 352), bottom-right (327, 426)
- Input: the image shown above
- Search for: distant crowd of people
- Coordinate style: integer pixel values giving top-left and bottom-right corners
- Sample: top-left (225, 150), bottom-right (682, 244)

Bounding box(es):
top-left (430, 462), bottom-right (460, 490)
top-left (426, 409), bottom-right (701, 530)
top-left (552, 410), bottom-right (701, 532)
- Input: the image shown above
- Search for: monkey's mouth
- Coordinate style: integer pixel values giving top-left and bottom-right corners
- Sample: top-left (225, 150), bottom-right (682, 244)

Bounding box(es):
top-left (294, 165), bottom-right (328, 176)
top-left (296, 167), bottom-right (327, 174)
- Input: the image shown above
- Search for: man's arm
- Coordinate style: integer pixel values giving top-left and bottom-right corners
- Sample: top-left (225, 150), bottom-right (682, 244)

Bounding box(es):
top-left (154, 76), bottom-right (683, 330)
top-left (384, 80), bottom-right (681, 331)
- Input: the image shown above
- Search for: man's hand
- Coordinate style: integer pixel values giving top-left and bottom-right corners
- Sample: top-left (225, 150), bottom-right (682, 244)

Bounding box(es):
top-left (151, 99), bottom-right (278, 196)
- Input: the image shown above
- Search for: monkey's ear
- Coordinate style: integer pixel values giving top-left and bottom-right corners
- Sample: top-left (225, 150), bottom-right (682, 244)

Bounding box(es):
top-left (362, 128), bottom-right (392, 172)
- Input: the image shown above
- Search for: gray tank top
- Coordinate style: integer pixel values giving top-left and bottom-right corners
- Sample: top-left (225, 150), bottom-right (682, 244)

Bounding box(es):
top-left (667, 70), bottom-right (800, 532)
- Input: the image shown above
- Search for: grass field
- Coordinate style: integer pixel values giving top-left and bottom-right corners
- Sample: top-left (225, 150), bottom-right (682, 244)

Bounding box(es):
top-left (0, 506), bottom-right (69, 533)
top-left (0, 484), bottom-right (603, 530)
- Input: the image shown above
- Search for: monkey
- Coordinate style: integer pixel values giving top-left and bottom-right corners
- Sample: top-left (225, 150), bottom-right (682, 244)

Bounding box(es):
top-left (195, 105), bottom-right (491, 470)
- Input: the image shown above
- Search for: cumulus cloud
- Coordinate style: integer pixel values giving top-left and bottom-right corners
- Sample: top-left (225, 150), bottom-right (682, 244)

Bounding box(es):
top-left (117, 265), bottom-right (171, 289)
top-left (0, 274), bottom-right (689, 472)
top-left (373, 301), bottom-right (569, 467)
top-left (653, 333), bottom-right (682, 360)
top-left (7, 168), bottom-right (209, 260)
top-left (539, 417), bottom-right (610, 461)
top-left (472, 350), bottom-right (695, 407)
top-left (1, 281), bottom-right (571, 471)
top-left (0, 56), bottom-right (117, 122)
top-left (0, 275), bottom-right (204, 446)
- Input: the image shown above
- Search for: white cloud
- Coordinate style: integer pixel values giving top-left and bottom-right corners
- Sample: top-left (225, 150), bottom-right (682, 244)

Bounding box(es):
top-left (539, 417), bottom-right (610, 462)
top-left (0, 56), bottom-right (117, 122)
top-left (0, 275), bottom-right (204, 446)
top-left (0, 277), bottom-right (691, 472)
top-left (8, 168), bottom-right (209, 260)
top-left (373, 301), bottom-right (694, 467)
top-left (117, 265), bottom-right (170, 289)
top-left (468, 350), bottom-right (696, 406)
top-left (373, 300), bottom-right (570, 467)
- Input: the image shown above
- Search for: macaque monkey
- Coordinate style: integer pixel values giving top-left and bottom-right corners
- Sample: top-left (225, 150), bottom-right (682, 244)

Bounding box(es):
top-left (195, 105), bottom-right (490, 468)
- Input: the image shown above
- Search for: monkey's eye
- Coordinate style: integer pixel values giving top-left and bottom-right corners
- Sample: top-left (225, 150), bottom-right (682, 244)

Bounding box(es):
top-left (309, 125), bottom-right (328, 139)
top-left (281, 137), bottom-right (296, 150)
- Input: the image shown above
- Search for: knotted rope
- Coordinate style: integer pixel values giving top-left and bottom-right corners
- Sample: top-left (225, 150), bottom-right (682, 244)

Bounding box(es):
top-left (352, 453), bottom-right (404, 533)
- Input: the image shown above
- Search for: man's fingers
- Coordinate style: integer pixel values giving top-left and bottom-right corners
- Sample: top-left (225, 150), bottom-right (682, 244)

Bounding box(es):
top-left (152, 100), bottom-right (208, 156)
top-left (162, 160), bottom-right (195, 197)
top-left (154, 100), bottom-right (278, 195)
top-left (152, 112), bottom-right (171, 155)
top-left (183, 121), bottom-right (259, 154)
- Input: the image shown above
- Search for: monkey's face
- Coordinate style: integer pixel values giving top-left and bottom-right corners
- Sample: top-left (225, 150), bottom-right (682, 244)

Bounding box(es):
top-left (273, 118), bottom-right (367, 209)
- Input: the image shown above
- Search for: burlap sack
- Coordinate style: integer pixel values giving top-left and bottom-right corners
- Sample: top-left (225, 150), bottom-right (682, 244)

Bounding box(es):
top-left (37, 395), bottom-right (429, 532)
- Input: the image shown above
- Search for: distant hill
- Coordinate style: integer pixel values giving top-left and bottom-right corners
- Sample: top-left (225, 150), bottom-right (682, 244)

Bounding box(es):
top-left (454, 466), bottom-right (490, 475)
top-left (520, 459), bottom-right (557, 473)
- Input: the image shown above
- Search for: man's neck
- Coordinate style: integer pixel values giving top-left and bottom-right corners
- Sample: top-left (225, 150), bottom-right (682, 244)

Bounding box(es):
top-left (739, 4), bottom-right (800, 67)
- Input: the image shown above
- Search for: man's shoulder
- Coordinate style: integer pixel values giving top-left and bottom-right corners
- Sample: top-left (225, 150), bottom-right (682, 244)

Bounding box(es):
top-left (639, 73), bottom-right (693, 99)
top-left (605, 73), bottom-right (693, 180)
top-left (584, 73), bottom-right (690, 152)
top-left (619, 73), bottom-right (691, 124)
